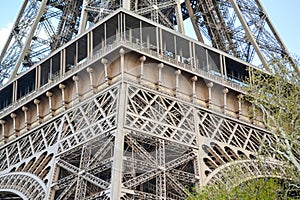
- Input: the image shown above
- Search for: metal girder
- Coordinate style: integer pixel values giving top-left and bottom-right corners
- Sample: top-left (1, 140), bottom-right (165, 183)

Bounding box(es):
top-left (180, 0), bottom-right (296, 70)
top-left (0, 0), bottom-right (83, 85)
top-left (0, 0), bottom-right (187, 85)
top-left (57, 159), bottom-right (110, 189)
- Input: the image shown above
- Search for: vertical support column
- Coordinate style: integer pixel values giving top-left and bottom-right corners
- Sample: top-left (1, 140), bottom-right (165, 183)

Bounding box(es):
top-left (22, 106), bottom-right (29, 131)
top-left (13, 81), bottom-right (17, 103)
top-left (174, 69), bottom-right (181, 96)
top-left (139, 21), bottom-right (143, 48)
top-left (156, 139), bottom-right (166, 199)
top-left (86, 67), bottom-right (94, 93)
top-left (9, 0), bottom-right (48, 79)
top-left (119, 49), bottom-right (125, 79)
top-left (193, 108), bottom-right (204, 188)
top-left (110, 53), bottom-right (127, 199)
top-left (191, 76), bottom-right (197, 103)
top-left (59, 84), bottom-right (66, 110)
top-left (61, 50), bottom-right (65, 76)
top-left (207, 82), bottom-right (213, 109)
top-left (189, 41), bottom-right (193, 66)
top-left (79, 0), bottom-right (89, 34)
top-left (34, 99), bottom-right (41, 124)
top-left (73, 76), bottom-right (80, 102)
top-left (139, 56), bottom-right (146, 84)
top-left (222, 88), bottom-right (229, 114)
top-left (36, 65), bottom-right (41, 89)
top-left (88, 31), bottom-right (93, 57)
top-left (10, 113), bottom-right (18, 137)
top-left (237, 94), bottom-right (243, 119)
top-left (184, 0), bottom-right (204, 42)
top-left (157, 63), bottom-right (164, 91)
top-left (101, 58), bottom-right (109, 85)
top-left (46, 91), bottom-right (54, 116)
top-left (0, 120), bottom-right (6, 143)
top-left (156, 27), bottom-right (160, 53)
top-left (175, 0), bottom-right (185, 34)
top-left (228, 0), bottom-right (269, 69)
top-left (122, 0), bottom-right (131, 10)
top-left (220, 55), bottom-right (224, 78)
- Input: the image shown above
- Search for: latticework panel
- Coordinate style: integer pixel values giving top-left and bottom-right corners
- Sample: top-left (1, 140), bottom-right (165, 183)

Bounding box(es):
top-left (126, 85), bottom-right (197, 146)
top-left (123, 83), bottom-right (286, 187)
top-left (122, 132), bottom-right (197, 199)
top-left (51, 135), bottom-right (114, 199)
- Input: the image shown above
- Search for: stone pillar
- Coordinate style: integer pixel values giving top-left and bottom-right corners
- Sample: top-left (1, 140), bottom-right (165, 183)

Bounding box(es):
top-left (72, 75), bottom-right (80, 102)
top-left (207, 82), bottom-right (213, 109)
top-left (22, 106), bottom-right (29, 130)
top-left (157, 63), bottom-right (164, 91)
top-left (139, 56), bottom-right (146, 84)
top-left (46, 91), bottom-right (54, 116)
top-left (174, 69), bottom-right (181, 96)
top-left (222, 88), bottom-right (229, 114)
top-left (237, 94), bottom-right (243, 119)
top-left (10, 113), bottom-right (18, 137)
top-left (0, 119), bottom-right (6, 143)
top-left (119, 48), bottom-right (125, 79)
top-left (101, 58), bottom-right (109, 85)
top-left (59, 84), bottom-right (66, 110)
top-left (191, 76), bottom-right (197, 102)
top-left (34, 99), bottom-right (41, 124)
top-left (86, 67), bottom-right (95, 93)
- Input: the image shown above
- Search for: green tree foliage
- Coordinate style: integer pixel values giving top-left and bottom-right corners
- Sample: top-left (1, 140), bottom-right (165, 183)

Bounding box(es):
top-left (245, 58), bottom-right (300, 173)
top-left (188, 58), bottom-right (300, 199)
top-left (188, 178), bottom-right (298, 200)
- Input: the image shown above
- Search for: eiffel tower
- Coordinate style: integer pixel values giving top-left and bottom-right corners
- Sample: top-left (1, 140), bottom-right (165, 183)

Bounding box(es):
top-left (0, 0), bottom-right (295, 199)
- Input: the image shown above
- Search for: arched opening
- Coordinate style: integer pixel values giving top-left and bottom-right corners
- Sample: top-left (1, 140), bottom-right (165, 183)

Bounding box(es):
top-left (0, 190), bottom-right (25, 200)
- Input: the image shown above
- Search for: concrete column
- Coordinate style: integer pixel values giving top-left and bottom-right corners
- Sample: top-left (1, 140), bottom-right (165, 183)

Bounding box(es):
top-left (22, 106), bottom-right (29, 130)
top-left (157, 63), bottom-right (164, 90)
top-left (175, 69), bottom-right (181, 96)
top-left (46, 91), bottom-right (54, 116)
top-left (222, 88), bottom-right (229, 114)
top-left (207, 82), bottom-right (213, 109)
top-left (72, 76), bottom-right (80, 102)
top-left (34, 99), bottom-right (41, 124)
top-left (139, 56), bottom-right (146, 84)
top-left (10, 113), bottom-right (18, 137)
top-left (0, 120), bottom-right (6, 143)
top-left (237, 94), bottom-right (243, 119)
top-left (59, 84), bottom-right (66, 110)
top-left (86, 67), bottom-right (94, 93)
top-left (110, 83), bottom-right (127, 200)
top-left (119, 48), bottom-right (125, 79)
top-left (101, 58), bottom-right (109, 85)
top-left (191, 76), bottom-right (197, 102)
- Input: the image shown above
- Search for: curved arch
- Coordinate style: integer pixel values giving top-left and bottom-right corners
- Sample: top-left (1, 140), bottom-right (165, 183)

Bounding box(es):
top-left (0, 189), bottom-right (28, 200)
top-left (0, 172), bottom-right (47, 199)
top-left (204, 159), bottom-right (294, 186)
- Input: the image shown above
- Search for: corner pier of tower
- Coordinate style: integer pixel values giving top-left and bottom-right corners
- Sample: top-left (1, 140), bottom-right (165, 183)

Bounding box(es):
top-left (0, 9), bottom-right (286, 199)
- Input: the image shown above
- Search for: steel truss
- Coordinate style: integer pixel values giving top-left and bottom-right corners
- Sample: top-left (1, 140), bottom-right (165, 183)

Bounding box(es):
top-left (0, 0), bottom-right (295, 85)
top-left (0, 4), bottom-right (297, 198)
top-left (0, 79), bottom-right (291, 199)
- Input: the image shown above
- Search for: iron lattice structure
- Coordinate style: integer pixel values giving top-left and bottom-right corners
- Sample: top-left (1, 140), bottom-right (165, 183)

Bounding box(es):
top-left (0, 1), bottom-right (297, 200)
top-left (0, 0), bottom-right (295, 85)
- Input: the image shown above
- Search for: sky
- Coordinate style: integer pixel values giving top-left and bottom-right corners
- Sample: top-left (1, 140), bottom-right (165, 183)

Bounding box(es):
top-left (0, 0), bottom-right (299, 56)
